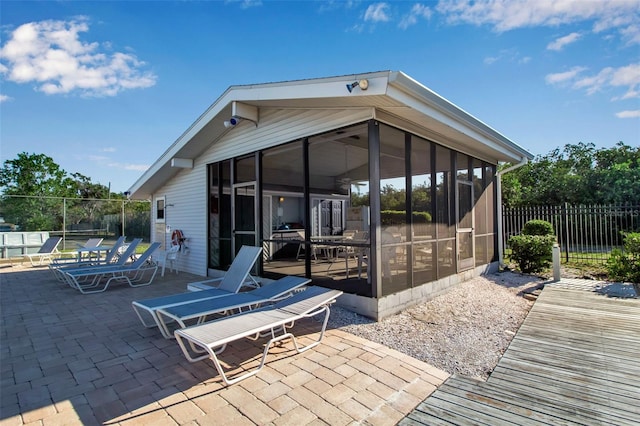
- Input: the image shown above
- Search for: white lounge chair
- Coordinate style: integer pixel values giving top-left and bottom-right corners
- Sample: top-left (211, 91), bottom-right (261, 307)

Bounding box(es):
top-left (49, 238), bottom-right (140, 282)
top-left (174, 286), bottom-right (342, 385)
top-left (23, 236), bottom-right (62, 266)
top-left (155, 275), bottom-right (310, 338)
top-left (131, 245), bottom-right (263, 333)
top-left (61, 242), bottom-right (160, 294)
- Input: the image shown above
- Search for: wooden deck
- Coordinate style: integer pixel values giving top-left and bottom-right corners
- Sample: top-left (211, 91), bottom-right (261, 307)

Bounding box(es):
top-left (401, 279), bottom-right (640, 425)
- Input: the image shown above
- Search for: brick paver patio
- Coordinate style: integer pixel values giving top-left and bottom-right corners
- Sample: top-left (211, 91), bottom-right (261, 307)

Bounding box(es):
top-left (0, 262), bottom-right (448, 425)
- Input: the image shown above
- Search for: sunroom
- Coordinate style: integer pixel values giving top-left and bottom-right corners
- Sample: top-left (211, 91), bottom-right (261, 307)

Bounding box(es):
top-left (128, 70), bottom-right (533, 319)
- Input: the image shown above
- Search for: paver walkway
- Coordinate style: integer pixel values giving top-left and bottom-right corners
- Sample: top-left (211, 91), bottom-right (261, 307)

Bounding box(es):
top-left (0, 263), bottom-right (448, 425)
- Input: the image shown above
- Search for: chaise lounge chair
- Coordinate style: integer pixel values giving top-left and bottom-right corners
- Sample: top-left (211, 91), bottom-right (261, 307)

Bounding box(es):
top-left (60, 242), bottom-right (160, 294)
top-left (174, 285), bottom-right (342, 385)
top-left (154, 275), bottom-right (310, 338)
top-left (131, 245), bottom-right (263, 334)
top-left (51, 236), bottom-right (125, 266)
top-left (23, 236), bottom-right (63, 266)
top-left (49, 238), bottom-right (140, 282)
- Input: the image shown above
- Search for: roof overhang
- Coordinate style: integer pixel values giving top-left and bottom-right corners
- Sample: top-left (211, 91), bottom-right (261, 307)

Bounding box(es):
top-left (128, 70), bottom-right (532, 199)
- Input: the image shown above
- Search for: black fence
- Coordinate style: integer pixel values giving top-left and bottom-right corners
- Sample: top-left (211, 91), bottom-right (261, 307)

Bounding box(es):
top-left (503, 203), bottom-right (640, 264)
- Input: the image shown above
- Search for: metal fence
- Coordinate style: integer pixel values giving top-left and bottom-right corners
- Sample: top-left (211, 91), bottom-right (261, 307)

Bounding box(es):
top-left (502, 203), bottom-right (640, 264)
top-left (0, 195), bottom-right (151, 255)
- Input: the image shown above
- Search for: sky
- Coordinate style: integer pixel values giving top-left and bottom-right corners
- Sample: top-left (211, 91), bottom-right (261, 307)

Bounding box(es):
top-left (1, 0), bottom-right (639, 194)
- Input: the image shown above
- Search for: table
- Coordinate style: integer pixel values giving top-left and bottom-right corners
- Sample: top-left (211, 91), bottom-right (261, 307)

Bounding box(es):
top-left (76, 246), bottom-right (111, 261)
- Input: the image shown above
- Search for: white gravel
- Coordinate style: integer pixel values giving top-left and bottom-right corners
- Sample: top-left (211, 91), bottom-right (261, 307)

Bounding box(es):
top-left (328, 271), bottom-right (544, 380)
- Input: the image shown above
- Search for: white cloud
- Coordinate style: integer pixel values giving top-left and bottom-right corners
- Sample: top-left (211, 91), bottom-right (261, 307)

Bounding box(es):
top-left (364, 3), bottom-right (391, 23)
top-left (107, 162), bottom-right (150, 172)
top-left (224, 0), bottom-right (262, 9)
top-left (436, 0), bottom-right (640, 44)
top-left (483, 48), bottom-right (530, 66)
top-left (399, 3), bottom-right (433, 29)
top-left (88, 154), bottom-right (110, 162)
top-left (239, 0), bottom-right (262, 9)
top-left (615, 110), bottom-right (640, 118)
top-left (0, 94), bottom-right (12, 103)
top-left (0, 18), bottom-right (157, 97)
top-left (546, 63), bottom-right (640, 100)
top-left (484, 56), bottom-right (498, 65)
top-left (545, 66), bottom-right (587, 84)
top-left (547, 32), bottom-right (582, 51)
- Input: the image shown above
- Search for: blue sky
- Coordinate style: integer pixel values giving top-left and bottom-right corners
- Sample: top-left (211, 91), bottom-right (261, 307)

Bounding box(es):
top-left (1, 0), bottom-right (639, 193)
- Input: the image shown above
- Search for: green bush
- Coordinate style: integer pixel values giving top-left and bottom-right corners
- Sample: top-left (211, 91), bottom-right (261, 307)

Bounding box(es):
top-left (606, 232), bottom-right (640, 284)
top-left (522, 219), bottom-right (554, 236)
top-left (380, 210), bottom-right (431, 226)
top-left (509, 219), bottom-right (555, 273)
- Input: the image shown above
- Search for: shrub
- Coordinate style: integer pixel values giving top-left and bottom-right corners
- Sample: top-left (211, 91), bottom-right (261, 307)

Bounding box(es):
top-left (522, 219), bottom-right (554, 236)
top-left (380, 210), bottom-right (431, 226)
top-left (606, 232), bottom-right (640, 284)
top-left (509, 219), bottom-right (555, 274)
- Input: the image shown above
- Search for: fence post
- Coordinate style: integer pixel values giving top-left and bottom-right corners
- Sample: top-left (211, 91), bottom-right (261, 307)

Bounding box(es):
top-left (553, 243), bottom-right (561, 282)
top-left (63, 198), bottom-right (67, 250)
top-left (563, 202), bottom-right (570, 263)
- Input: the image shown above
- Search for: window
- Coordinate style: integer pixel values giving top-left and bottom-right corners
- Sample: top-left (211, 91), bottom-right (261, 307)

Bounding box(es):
top-left (156, 197), bottom-right (165, 223)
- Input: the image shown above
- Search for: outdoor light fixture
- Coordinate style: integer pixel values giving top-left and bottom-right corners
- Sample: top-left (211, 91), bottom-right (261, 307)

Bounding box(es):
top-left (346, 79), bottom-right (369, 93)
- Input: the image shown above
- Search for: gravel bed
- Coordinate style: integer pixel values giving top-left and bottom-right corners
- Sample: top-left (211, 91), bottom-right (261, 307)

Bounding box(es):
top-left (328, 271), bottom-right (544, 380)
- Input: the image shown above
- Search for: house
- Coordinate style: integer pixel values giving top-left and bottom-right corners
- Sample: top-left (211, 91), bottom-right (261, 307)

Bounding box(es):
top-left (128, 70), bottom-right (533, 320)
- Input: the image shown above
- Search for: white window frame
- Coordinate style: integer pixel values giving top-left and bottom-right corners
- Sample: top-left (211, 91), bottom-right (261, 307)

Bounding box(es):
top-left (155, 196), bottom-right (166, 223)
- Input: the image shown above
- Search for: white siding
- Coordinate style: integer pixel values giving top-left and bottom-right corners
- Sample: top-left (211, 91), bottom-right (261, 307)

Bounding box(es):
top-left (150, 107), bottom-right (372, 278)
top-left (200, 107), bottom-right (373, 164)
top-left (153, 164), bottom-right (208, 277)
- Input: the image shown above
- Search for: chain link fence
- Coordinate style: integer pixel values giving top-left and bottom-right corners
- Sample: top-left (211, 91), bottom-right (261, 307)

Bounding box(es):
top-left (0, 195), bottom-right (150, 255)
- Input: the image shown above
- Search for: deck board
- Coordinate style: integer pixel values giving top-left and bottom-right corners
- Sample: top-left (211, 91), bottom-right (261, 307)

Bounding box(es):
top-left (400, 279), bottom-right (640, 425)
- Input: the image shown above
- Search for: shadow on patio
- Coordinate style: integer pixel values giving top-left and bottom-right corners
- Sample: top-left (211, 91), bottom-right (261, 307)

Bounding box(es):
top-left (0, 263), bottom-right (448, 425)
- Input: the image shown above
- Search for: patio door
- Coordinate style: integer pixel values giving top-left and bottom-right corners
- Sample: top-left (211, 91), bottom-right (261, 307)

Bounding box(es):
top-left (456, 179), bottom-right (475, 271)
top-left (232, 182), bottom-right (258, 255)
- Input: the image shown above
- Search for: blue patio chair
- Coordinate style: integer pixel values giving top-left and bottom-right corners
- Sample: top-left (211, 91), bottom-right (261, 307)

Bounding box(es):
top-left (61, 242), bottom-right (160, 294)
top-left (154, 275), bottom-right (310, 338)
top-left (131, 245), bottom-right (263, 334)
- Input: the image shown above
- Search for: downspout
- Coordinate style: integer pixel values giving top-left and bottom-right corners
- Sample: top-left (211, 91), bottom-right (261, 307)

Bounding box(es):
top-left (496, 157), bottom-right (528, 268)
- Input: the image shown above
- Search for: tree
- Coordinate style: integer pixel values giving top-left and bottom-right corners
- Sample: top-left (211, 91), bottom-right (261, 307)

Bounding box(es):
top-left (0, 152), bottom-right (112, 231)
top-left (501, 142), bottom-right (639, 207)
